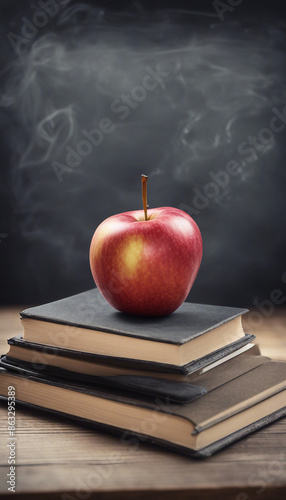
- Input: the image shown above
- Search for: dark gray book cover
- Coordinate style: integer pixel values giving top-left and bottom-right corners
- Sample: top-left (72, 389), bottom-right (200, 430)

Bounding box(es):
top-left (0, 345), bottom-right (267, 403)
top-left (1, 397), bottom-right (284, 459)
top-left (0, 357), bottom-right (206, 403)
top-left (21, 288), bottom-right (249, 345)
top-left (7, 334), bottom-right (256, 375)
top-left (0, 366), bottom-right (285, 459)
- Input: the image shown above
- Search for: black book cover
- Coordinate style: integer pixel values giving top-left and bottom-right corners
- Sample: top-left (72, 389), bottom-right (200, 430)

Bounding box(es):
top-left (1, 364), bottom-right (286, 426)
top-left (7, 334), bottom-right (256, 375)
top-left (21, 288), bottom-right (248, 344)
top-left (1, 397), bottom-right (284, 459)
top-left (0, 357), bottom-right (206, 403)
top-left (0, 345), bottom-right (267, 403)
top-left (0, 367), bottom-right (285, 459)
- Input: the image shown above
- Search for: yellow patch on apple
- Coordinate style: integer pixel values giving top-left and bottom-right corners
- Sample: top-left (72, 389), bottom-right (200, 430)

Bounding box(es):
top-left (92, 222), bottom-right (114, 257)
top-left (121, 238), bottom-right (144, 277)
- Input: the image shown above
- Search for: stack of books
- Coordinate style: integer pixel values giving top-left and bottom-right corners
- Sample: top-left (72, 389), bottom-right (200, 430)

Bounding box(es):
top-left (0, 288), bottom-right (286, 458)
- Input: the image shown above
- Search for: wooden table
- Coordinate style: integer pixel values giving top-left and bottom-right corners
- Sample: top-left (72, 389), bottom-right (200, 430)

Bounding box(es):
top-left (0, 306), bottom-right (286, 500)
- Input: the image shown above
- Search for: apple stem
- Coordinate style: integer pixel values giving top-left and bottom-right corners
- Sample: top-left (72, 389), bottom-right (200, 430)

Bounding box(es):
top-left (141, 174), bottom-right (148, 221)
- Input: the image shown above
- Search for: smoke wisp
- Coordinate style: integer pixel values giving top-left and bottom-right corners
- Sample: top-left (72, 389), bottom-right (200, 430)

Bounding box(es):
top-left (1, 5), bottom-right (286, 305)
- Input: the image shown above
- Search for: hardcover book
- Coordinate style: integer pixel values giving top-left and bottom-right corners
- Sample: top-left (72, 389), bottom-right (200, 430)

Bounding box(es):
top-left (3, 335), bottom-right (258, 378)
top-left (0, 360), bottom-right (285, 458)
top-left (0, 346), bottom-right (266, 403)
top-left (20, 288), bottom-right (251, 366)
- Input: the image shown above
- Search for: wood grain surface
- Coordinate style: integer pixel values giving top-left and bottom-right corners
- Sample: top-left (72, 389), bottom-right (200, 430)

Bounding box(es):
top-left (0, 306), bottom-right (285, 500)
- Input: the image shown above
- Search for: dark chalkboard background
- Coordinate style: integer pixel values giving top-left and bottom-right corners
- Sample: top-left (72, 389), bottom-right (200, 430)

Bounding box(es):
top-left (1, 0), bottom-right (286, 308)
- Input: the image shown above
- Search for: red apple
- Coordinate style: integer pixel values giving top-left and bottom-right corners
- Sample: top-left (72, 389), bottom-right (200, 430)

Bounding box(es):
top-left (89, 202), bottom-right (203, 316)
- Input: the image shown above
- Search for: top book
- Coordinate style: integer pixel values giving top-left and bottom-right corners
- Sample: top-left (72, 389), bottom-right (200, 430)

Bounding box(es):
top-left (21, 288), bottom-right (251, 367)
